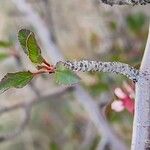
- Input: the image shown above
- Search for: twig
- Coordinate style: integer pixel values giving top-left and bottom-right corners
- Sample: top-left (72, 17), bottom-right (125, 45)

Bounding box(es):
top-left (80, 122), bottom-right (96, 150)
top-left (0, 86), bottom-right (73, 115)
top-left (99, 0), bottom-right (150, 6)
top-left (0, 86), bottom-right (73, 141)
top-left (131, 25), bottom-right (150, 150)
top-left (63, 60), bottom-right (149, 82)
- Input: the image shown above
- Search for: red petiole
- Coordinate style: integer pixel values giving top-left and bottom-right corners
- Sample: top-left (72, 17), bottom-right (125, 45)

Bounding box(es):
top-left (43, 59), bottom-right (51, 67)
top-left (33, 60), bottom-right (56, 76)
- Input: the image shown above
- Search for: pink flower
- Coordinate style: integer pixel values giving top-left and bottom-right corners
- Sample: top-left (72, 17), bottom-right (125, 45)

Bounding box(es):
top-left (111, 82), bottom-right (135, 114)
top-left (111, 101), bottom-right (124, 112)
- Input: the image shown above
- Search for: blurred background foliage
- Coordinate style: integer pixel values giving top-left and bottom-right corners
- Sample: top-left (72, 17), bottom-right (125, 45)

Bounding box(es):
top-left (0, 0), bottom-right (149, 150)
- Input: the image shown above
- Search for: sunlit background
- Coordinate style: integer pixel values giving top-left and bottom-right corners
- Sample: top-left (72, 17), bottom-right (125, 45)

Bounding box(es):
top-left (0, 0), bottom-right (149, 150)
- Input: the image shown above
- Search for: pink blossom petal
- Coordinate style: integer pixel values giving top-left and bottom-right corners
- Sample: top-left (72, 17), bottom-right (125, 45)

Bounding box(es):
top-left (122, 97), bottom-right (134, 113)
top-left (114, 88), bottom-right (126, 99)
top-left (123, 82), bottom-right (135, 98)
top-left (111, 100), bottom-right (125, 112)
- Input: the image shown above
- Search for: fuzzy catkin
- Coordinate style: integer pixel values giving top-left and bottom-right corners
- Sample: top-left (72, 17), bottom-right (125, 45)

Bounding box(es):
top-left (101, 0), bottom-right (150, 5)
top-left (62, 60), bottom-right (149, 82)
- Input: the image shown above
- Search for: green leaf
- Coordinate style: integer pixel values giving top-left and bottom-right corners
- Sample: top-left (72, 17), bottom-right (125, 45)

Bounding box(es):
top-left (55, 62), bottom-right (80, 85)
top-left (0, 41), bottom-right (12, 48)
top-left (26, 32), bottom-right (44, 64)
top-left (18, 29), bottom-right (44, 64)
top-left (0, 53), bottom-right (9, 61)
top-left (0, 71), bottom-right (34, 94)
top-left (18, 29), bottom-right (30, 54)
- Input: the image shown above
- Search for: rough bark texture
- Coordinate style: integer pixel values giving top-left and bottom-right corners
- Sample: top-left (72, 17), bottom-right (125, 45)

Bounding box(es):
top-left (131, 26), bottom-right (150, 150)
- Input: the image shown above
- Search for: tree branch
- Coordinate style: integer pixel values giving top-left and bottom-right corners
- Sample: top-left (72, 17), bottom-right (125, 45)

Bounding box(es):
top-left (63, 60), bottom-right (149, 82)
top-left (131, 24), bottom-right (150, 150)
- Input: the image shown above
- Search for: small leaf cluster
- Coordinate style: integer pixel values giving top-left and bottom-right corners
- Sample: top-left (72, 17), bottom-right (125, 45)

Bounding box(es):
top-left (0, 29), bottom-right (80, 94)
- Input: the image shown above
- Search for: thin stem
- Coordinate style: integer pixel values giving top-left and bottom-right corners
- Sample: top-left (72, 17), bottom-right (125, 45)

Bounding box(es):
top-left (43, 59), bottom-right (51, 67)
